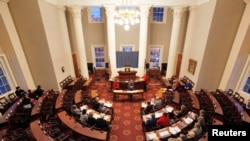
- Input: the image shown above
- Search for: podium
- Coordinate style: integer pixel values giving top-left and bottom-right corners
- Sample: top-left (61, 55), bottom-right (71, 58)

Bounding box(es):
top-left (117, 70), bottom-right (137, 80)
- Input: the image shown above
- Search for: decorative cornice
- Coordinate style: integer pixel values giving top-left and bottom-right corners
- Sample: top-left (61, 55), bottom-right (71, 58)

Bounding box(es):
top-left (0, 0), bottom-right (9, 3)
top-left (172, 6), bottom-right (187, 19)
top-left (244, 0), bottom-right (250, 4)
top-left (68, 6), bottom-right (82, 18)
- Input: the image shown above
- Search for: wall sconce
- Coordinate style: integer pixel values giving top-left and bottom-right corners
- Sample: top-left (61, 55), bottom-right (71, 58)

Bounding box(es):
top-left (61, 66), bottom-right (65, 73)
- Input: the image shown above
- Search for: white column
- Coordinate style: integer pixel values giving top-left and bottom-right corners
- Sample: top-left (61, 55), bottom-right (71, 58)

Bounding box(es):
top-left (57, 5), bottom-right (75, 77)
top-left (180, 6), bottom-right (198, 77)
top-left (104, 5), bottom-right (116, 78)
top-left (219, 0), bottom-right (250, 90)
top-left (138, 5), bottom-right (151, 77)
top-left (0, 0), bottom-right (35, 89)
top-left (166, 7), bottom-right (185, 78)
top-left (68, 6), bottom-right (89, 78)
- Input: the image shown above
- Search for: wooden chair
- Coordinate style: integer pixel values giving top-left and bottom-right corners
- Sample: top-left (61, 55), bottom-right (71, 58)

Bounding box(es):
top-left (227, 89), bottom-right (234, 96)
top-left (233, 92), bottom-right (240, 100)
top-left (238, 96), bottom-right (245, 106)
top-left (8, 93), bottom-right (18, 104)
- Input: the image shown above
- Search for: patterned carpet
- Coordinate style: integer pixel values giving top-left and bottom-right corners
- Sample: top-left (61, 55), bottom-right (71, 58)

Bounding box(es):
top-left (89, 78), bottom-right (162, 141)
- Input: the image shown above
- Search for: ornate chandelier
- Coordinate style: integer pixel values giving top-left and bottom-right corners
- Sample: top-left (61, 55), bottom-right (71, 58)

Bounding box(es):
top-left (114, 0), bottom-right (140, 31)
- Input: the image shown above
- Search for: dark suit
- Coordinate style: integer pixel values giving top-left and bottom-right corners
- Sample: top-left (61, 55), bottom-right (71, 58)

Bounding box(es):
top-left (96, 118), bottom-right (109, 130)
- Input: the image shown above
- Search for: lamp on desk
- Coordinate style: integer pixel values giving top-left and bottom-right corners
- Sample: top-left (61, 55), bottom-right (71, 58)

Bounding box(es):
top-left (124, 63), bottom-right (130, 72)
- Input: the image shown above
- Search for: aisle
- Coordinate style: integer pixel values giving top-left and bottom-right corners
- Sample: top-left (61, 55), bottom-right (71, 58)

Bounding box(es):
top-left (89, 78), bottom-right (162, 141)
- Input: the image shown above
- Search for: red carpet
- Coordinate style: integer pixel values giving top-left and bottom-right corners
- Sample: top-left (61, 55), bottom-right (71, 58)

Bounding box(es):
top-left (89, 78), bottom-right (162, 141)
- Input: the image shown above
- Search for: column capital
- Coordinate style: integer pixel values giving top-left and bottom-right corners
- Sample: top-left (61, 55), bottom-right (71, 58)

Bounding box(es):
top-left (57, 5), bottom-right (66, 12)
top-left (244, 0), bottom-right (250, 4)
top-left (172, 6), bottom-right (187, 19)
top-left (0, 0), bottom-right (9, 4)
top-left (104, 5), bottom-right (116, 18)
top-left (139, 5), bottom-right (151, 18)
top-left (68, 6), bottom-right (82, 19)
top-left (188, 5), bottom-right (199, 12)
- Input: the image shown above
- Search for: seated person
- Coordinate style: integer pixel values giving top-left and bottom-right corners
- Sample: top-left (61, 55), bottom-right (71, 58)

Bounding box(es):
top-left (112, 78), bottom-right (120, 90)
top-left (95, 113), bottom-right (111, 130)
top-left (71, 105), bottom-right (81, 117)
top-left (172, 78), bottom-right (180, 91)
top-left (34, 85), bottom-right (44, 97)
top-left (174, 104), bottom-right (188, 118)
top-left (144, 101), bottom-right (154, 114)
top-left (15, 86), bottom-right (26, 98)
top-left (91, 97), bottom-right (101, 111)
top-left (27, 89), bottom-right (38, 100)
top-left (179, 130), bottom-right (197, 141)
top-left (87, 112), bottom-right (97, 126)
top-left (190, 122), bottom-right (203, 137)
top-left (154, 96), bottom-right (162, 110)
top-left (156, 112), bottom-right (170, 128)
top-left (80, 109), bottom-right (88, 124)
top-left (98, 102), bottom-right (109, 114)
top-left (144, 113), bottom-right (157, 130)
top-left (22, 93), bottom-right (33, 108)
top-left (184, 79), bottom-right (193, 90)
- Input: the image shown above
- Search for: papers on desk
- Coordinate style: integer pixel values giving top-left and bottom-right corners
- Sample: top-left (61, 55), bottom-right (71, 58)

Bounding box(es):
top-left (158, 128), bottom-right (170, 138)
top-left (104, 102), bottom-right (112, 108)
top-left (178, 121), bottom-right (187, 128)
top-left (183, 117), bottom-right (193, 124)
top-left (80, 105), bottom-right (88, 111)
top-left (93, 113), bottom-right (100, 119)
top-left (146, 132), bottom-right (158, 140)
top-left (104, 115), bottom-right (110, 121)
top-left (169, 126), bottom-right (181, 135)
top-left (86, 109), bottom-right (93, 114)
top-left (188, 111), bottom-right (197, 119)
top-left (164, 106), bottom-right (174, 113)
top-left (155, 112), bottom-right (163, 118)
top-left (141, 102), bottom-right (147, 108)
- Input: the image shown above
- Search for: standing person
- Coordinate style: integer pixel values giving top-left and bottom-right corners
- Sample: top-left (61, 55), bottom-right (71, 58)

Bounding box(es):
top-left (172, 78), bottom-right (180, 91)
top-left (127, 79), bottom-right (135, 100)
top-left (142, 74), bottom-right (149, 91)
top-left (246, 99), bottom-right (250, 109)
top-left (127, 79), bottom-right (135, 91)
top-left (15, 86), bottom-right (26, 98)
top-left (22, 93), bottom-right (33, 108)
top-left (112, 78), bottom-right (120, 90)
top-left (35, 85), bottom-right (44, 97)
top-left (184, 79), bottom-right (193, 90)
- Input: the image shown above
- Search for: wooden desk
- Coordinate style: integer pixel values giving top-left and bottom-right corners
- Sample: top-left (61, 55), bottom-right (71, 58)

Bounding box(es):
top-left (57, 111), bottom-right (108, 141)
top-left (55, 89), bottom-right (66, 110)
top-left (82, 77), bottom-right (93, 91)
top-left (109, 79), bottom-right (145, 90)
top-left (203, 89), bottom-right (223, 115)
top-left (117, 70), bottom-right (137, 80)
top-left (74, 90), bottom-right (82, 104)
top-left (0, 98), bottom-right (23, 127)
top-left (188, 90), bottom-right (200, 110)
top-left (30, 119), bottom-right (51, 141)
top-left (145, 112), bottom-right (197, 141)
top-left (172, 91), bottom-right (180, 104)
top-left (30, 96), bottom-right (44, 120)
top-left (113, 89), bottom-right (144, 101)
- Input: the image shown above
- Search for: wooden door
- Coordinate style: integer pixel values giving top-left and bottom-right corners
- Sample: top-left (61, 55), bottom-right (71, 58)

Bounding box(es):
top-left (175, 54), bottom-right (182, 77)
top-left (72, 53), bottom-right (80, 77)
